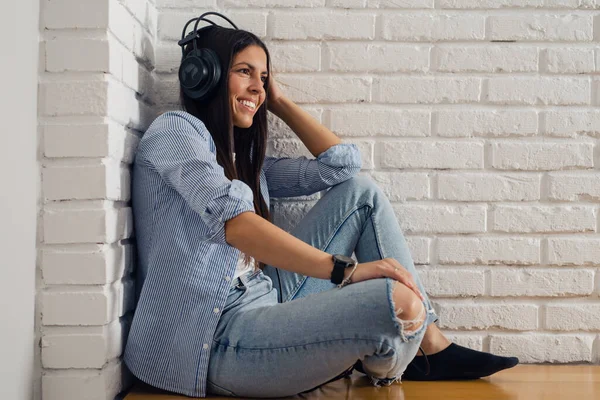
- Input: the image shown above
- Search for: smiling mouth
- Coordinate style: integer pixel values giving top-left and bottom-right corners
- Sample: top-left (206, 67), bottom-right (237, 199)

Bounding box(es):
top-left (238, 99), bottom-right (257, 113)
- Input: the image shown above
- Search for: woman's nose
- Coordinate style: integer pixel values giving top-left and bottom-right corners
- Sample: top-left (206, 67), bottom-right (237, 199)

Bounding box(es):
top-left (248, 77), bottom-right (264, 94)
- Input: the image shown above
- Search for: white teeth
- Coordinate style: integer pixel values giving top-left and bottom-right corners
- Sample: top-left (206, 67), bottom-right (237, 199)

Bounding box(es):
top-left (239, 99), bottom-right (256, 110)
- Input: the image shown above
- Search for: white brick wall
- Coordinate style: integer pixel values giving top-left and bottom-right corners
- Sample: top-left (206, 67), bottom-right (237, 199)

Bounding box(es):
top-left (39, 2), bottom-right (600, 398)
top-left (38, 0), bottom-right (156, 398)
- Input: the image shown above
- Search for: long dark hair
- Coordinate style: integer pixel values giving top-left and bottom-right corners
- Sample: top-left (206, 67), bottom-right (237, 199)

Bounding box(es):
top-left (180, 26), bottom-right (271, 270)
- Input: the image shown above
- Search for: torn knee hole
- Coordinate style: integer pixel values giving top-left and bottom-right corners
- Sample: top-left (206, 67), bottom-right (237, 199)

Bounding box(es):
top-left (392, 283), bottom-right (426, 336)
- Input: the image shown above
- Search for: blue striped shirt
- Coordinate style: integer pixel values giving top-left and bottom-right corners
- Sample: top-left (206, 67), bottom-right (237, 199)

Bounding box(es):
top-left (123, 110), bottom-right (362, 397)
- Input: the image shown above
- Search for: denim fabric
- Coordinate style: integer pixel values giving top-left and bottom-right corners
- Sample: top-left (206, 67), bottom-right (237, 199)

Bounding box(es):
top-left (206, 176), bottom-right (438, 398)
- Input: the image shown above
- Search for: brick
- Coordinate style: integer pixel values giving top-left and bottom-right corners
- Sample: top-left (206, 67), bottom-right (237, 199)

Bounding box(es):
top-left (381, 14), bottom-right (485, 41)
top-left (547, 238), bottom-right (600, 266)
top-left (42, 360), bottom-right (128, 400)
top-left (271, 201), bottom-right (318, 232)
top-left (406, 237), bottom-right (430, 265)
top-left (548, 172), bottom-right (600, 201)
top-left (43, 162), bottom-right (130, 202)
top-left (41, 80), bottom-right (108, 117)
top-left (487, 77), bottom-right (590, 105)
top-left (492, 205), bottom-right (596, 233)
top-left (268, 108), bottom-right (322, 139)
top-left (154, 42), bottom-right (181, 73)
top-left (545, 0), bottom-right (600, 7)
top-left (113, 41), bottom-right (154, 96)
top-left (271, 11), bottom-right (375, 40)
top-left (490, 335), bottom-right (593, 363)
top-left (156, 0), bottom-right (217, 7)
top-left (329, 109), bottom-right (430, 137)
top-left (418, 269), bottom-right (485, 297)
top-left (107, 80), bottom-right (154, 132)
top-left (438, 0), bottom-right (543, 7)
top-left (277, 75), bottom-right (371, 103)
top-left (121, 0), bottom-right (157, 35)
top-left (543, 110), bottom-right (600, 137)
top-left (227, 11), bottom-right (269, 39)
top-left (368, 0), bottom-right (434, 7)
top-left (491, 269), bottom-right (594, 296)
top-left (438, 237), bottom-right (540, 265)
top-left (223, 0), bottom-right (324, 6)
top-left (108, 1), bottom-right (156, 63)
top-left (546, 305), bottom-right (600, 330)
top-left (381, 141), bottom-right (484, 169)
top-left (393, 204), bottom-right (486, 234)
top-left (369, 171), bottom-right (430, 202)
top-left (42, 244), bottom-right (133, 285)
top-left (43, 122), bottom-right (139, 163)
top-left (267, 42), bottom-right (321, 72)
top-left (440, 0), bottom-right (600, 8)
top-left (437, 304), bottom-right (538, 330)
top-left (151, 75), bottom-right (179, 105)
top-left (45, 38), bottom-right (110, 72)
top-left (441, 334), bottom-right (483, 351)
top-left (375, 77), bottom-right (481, 104)
top-left (43, 204), bottom-right (132, 244)
top-left (41, 320), bottom-right (126, 368)
top-left (268, 138), bottom-right (316, 159)
top-left (44, 123), bottom-right (109, 158)
top-left (434, 46), bottom-right (538, 73)
top-left (326, 43), bottom-right (430, 72)
top-left (438, 173), bottom-right (541, 201)
top-left (436, 110), bottom-right (537, 137)
top-left (491, 142), bottom-right (594, 170)
top-left (44, 0), bottom-right (109, 29)
top-left (544, 48), bottom-right (595, 73)
top-left (42, 280), bottom-right (134, 326)
top-left (488, 14), bottom-right (593, 41)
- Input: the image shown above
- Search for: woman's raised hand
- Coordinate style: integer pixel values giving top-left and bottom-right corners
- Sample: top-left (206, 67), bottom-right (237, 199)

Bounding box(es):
top-left (266, 72), bottom-right (285, 110)
top-left (350, 258), bottom-right (424, 301)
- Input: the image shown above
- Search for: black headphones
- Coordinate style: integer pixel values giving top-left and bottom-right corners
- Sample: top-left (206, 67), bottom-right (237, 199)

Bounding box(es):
top-left (177, 12), bottom-right (239, 101)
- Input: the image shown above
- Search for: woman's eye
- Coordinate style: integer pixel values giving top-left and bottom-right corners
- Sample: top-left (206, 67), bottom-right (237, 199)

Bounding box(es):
top-left (240, 68), bottom-right (250, 75)
top-left (261, 76), bottom-right (268, 83)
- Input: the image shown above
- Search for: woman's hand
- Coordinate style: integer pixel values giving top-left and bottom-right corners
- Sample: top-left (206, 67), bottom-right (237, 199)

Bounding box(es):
top-left (349, 258), bottom-right (424, 301)
top-left (266, 72), bottom-right (285, 112)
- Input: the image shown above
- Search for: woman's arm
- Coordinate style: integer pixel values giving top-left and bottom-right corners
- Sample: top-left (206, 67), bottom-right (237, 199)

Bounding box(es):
top-left (225, 210), bottom-right (424, 300)
top-left (225, 210), bottom-right (335, 280)
top-left (268, 77), bottom-right (341, 158)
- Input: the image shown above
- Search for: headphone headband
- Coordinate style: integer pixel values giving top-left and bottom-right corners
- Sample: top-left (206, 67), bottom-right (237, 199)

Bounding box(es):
top-left (178, 12), bottom-right (239, 54)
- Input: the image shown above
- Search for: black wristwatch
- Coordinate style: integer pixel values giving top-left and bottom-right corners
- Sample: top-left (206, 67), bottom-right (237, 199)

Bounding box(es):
top-left (330, 254), bottom-right (357, 284)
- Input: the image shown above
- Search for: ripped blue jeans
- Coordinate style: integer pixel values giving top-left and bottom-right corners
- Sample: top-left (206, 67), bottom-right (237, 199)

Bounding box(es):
top-left (206, 176), bottom-right (438, 398)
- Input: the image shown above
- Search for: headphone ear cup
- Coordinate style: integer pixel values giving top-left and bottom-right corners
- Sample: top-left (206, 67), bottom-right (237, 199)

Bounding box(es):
top-left (179, 48), bottom-right (222, 101)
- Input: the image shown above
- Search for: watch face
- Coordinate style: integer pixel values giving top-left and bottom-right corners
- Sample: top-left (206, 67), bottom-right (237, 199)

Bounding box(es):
top-left (334, 254), bottom-right (355, 265)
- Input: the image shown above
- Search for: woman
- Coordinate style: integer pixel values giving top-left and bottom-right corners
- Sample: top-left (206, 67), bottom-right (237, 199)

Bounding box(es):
top-left (123, 19), bottom-right (519, 398)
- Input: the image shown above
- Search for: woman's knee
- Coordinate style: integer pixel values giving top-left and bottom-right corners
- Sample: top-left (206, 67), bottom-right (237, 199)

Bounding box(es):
top-left (333, 175), bottom-right (383, 200)
top-left (391, 281), bottom-right (426, 334)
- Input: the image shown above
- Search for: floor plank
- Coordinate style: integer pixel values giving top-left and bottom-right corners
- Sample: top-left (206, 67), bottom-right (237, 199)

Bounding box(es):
top-left (125, 365), bottom-right (600, 399)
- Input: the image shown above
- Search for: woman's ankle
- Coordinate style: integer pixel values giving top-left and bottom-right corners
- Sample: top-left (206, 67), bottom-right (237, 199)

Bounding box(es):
top-left (418, 324), bottom-right (451, 355)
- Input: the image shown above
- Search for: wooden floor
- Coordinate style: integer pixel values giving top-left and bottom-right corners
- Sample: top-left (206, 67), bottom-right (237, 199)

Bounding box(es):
top-left (125, 365), bottom-right (600, 400)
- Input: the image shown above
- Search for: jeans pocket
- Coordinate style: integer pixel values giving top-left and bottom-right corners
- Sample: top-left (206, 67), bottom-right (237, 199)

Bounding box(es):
top-left (206, 378), bottom-right (237, 397)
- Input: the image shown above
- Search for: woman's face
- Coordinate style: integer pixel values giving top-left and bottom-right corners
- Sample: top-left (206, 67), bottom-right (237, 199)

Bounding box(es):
top-left (228, 45), bottom-right (268, 128)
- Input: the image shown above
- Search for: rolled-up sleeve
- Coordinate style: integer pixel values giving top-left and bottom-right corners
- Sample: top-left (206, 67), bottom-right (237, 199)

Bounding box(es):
top-left (263, 142), bottom-right (362, 198)
top-left (138, 113), bottom-right (255, 246)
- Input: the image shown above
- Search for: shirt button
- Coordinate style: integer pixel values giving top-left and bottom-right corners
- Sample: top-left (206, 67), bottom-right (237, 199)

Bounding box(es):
top-left (224, 276), bottom-right (231, 282)
top-left (203, 343), bottom-right (209, 350)
top-left (213, 307), bottom-right (220, 314)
